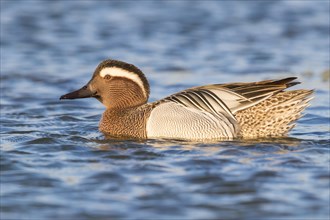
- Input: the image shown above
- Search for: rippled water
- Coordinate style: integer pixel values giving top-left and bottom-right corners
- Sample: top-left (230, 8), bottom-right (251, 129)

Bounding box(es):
top-left (1, 1), bottom-right (329, 219)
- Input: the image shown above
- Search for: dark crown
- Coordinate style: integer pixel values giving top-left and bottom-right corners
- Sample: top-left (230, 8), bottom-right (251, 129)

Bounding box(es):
top-left (93, 59), bottom-right (150, 96)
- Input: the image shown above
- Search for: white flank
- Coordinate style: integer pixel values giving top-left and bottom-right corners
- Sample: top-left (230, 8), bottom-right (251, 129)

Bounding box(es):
top-left (146, 102), bottom-right (236, 140)
top-left (99, 67), bottom-right (147, 97)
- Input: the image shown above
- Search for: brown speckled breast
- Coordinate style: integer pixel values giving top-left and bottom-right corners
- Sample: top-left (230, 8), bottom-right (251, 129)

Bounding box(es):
top-left (99, 104), bottom-right (154, 139)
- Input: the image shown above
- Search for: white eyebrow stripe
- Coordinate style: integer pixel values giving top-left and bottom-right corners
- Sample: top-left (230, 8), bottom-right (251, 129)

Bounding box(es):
top-left (99, 67), bottom-right (147, 97)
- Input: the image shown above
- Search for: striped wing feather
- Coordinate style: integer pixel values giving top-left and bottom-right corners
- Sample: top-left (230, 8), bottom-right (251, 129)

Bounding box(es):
top-left (163, 77), bottom-right (298, 116)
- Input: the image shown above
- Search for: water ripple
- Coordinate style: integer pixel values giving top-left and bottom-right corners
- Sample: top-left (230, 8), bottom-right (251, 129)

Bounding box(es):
top-left (1, 1), bottom-right (329, 219)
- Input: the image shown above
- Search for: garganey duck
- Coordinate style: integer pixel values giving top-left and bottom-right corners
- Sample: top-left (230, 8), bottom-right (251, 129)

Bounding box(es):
top-left (60, 59), bottom-right (313, 140)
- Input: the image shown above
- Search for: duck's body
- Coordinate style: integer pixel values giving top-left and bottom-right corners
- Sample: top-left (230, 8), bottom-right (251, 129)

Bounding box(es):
top-left (60, 59), bottom-right (313, 141)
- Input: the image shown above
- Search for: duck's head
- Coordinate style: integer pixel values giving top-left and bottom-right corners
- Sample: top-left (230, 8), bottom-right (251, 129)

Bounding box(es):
top-left (60, 59), bottom-right (150, 109)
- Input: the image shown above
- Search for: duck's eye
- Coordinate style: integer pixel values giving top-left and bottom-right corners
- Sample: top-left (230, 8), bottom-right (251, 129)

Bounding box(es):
top-left (104, 75), bottom-right (111, 80)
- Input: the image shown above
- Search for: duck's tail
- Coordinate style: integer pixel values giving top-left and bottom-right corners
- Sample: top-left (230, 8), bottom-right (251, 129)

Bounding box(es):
top-left (235, 89), bottom-right (314, 138)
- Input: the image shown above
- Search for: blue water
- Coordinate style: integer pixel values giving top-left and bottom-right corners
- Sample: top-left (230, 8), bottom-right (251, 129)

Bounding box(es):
top-left (1, 1), bottom-right (329, 219)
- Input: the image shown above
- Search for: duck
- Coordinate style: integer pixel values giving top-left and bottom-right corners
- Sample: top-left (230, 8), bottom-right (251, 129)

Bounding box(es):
top-left (60, 59), bottom-right (313, 140)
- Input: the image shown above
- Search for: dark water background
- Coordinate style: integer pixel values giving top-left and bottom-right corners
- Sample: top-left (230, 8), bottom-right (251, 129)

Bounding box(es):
top-left (1, 1), bottom-right (329, 219)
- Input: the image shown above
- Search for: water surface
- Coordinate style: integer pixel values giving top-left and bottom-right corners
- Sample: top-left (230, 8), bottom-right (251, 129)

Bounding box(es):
top-left (1, 1), bottom-right (329, 219)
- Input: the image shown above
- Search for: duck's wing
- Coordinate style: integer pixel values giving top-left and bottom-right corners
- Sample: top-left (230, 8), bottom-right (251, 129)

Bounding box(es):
top-left (175, 77), bottom-right (299, 114)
